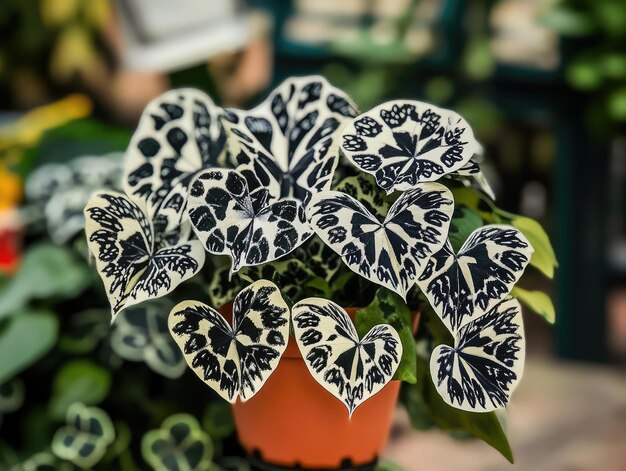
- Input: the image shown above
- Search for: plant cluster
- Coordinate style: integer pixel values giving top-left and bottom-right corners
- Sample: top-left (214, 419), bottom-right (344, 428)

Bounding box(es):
top-left (84, 77), bottom-right (554, 426)
top-left (0, 76), bottom-right (557, 469)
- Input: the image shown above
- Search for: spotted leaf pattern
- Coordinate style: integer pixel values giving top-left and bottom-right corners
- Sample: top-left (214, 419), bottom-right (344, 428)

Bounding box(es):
top-left (222, 76), bottom-right (357, 206)
top-left (124, 89), bottom-right (227, 230)
top-left (307, 183), bottom-right (454, 299)
top-left (292, 298), bottom-right (402, 416)
top-left (84, 192), bottom-right (205, 319)
top-left (168, 280), bottom-right (290, 402)
top-left (430, 297), bottom-right (525, 412)
top-left (186, 169), bottom-right (311, 273)
top-left (416, 225), bottom-right (533, 334)
top-left (341, 100), bottom-right (481, 193)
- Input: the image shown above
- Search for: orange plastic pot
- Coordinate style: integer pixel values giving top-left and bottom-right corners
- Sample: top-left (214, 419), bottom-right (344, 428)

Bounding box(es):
top-left (231, 307), bottom-right (420, 469)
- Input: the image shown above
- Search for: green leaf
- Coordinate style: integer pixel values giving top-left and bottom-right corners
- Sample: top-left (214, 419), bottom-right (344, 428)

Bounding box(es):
top-left (304, 277), bottom-right (332, 298)
top-left (511, 286), bottom-right (556, 324)
top-left (0, 244), bottom-right (90, 318)
top-left (19, 118), bottom-right (132, 177)
top-left (448, 205), bottom-right (484, 252)
top-left (411, 356), bottom-right (514, 463)
top-left (49, 360), bottom-right (111, 419)
top-left (203, 401), bottom-right (235, 440)
top-left (52, 403), bottom-right (115, 469)
top-left (0, 310), bottom-right (58, 383)
top-left (510, 216), bottom-right (558, 279)
top-left (355, 288), bottom-right (417, 383)
top-left (142, 414), bottom-right (213, 471)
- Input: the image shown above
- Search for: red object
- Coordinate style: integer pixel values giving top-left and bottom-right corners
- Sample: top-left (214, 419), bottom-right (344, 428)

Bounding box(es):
top-left (231, 307), bottom-right (421, 469)
top-left (0, 212), bottom-right (22, 274)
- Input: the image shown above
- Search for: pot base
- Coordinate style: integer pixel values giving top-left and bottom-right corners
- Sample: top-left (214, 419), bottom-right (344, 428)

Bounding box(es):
top-left (247, 451), bottom-right (378, 471)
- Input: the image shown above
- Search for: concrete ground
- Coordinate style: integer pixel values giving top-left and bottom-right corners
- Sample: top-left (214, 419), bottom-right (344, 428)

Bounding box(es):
top-left (384, 359), bottom-right (626, 471)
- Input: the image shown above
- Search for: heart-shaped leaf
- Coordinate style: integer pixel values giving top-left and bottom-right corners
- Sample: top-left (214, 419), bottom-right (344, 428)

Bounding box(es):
top-left (124, 89), bottom-right (227, 229)
top-left (141, 414), bottom-right (213, 471)
top-left (307, 183), bottom-right (454, 299)
top-left (84, 191), bottom-right (206, 319)
top-left (416, 225), bottom-right (533, 334)
top-left (51, 403), bottom-right (115, 469)
top-left (340, 100), bottom-right (481, 193)
top-left (223, 76), bottom-right (357, 205)
top-left (186, 169), bottom-right (310, 273)
top-left (169, 280), bottom-right (290, 402)
top-left (430, 297), bottom-right (525, 412)
top-left (111, 301), bottom-right (186, 378)
top-left (292, 298), bottom-right (402, 416)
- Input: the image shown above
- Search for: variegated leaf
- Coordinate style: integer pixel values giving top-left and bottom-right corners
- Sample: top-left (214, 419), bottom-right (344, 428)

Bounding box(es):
top-left (186, 169), bottom-right (311, 273)
top-left (84, 192), bottom-right (205, 319)
top-left (416, 225), bottom-right (533, 334)
top-left (430, 297), bottom-right (525, 412)
top-left (341, 100), bottom-right (481, 193)
top-left (307, 183), bottom-right (454, 299)
top-left (222, 76), bottom-right (357, 206)
top-left (292, 298), bottom-right (402, 416)
top-left (168, 280), bottom-right (290, 402)
top-left (124, 89), bottom-right (227, 230)
top-left (111, 301), bottom-right (186, 379)
top-left (26, 154), bottom-right (123, 244)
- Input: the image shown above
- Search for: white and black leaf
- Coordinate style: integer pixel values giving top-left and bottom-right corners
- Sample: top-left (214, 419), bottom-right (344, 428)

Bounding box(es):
top-left (168, 280), bottom-right (290, 402)
top-left (341, 100), bottom-right (481, 193)
top-left (416, 225), bottom-right (533, 334)
top-left (84, 191), bottom-right (205, 319)
top-left (111, 301), bottom-right (186, 379)
top-left (26, 154), bottom-right (123, 244)
top-left (186, 169), bottom-right (311, 273)
top-left (292, 298), bottom-right (402, 416)
top-left (222, 76), bottom-right (357, 206)
top-left (430, 297), bottom-right (525, 412)
top-left (307, 183), bottom-right (454, 299)
top-left (124, 89), bottom-right (227, 230)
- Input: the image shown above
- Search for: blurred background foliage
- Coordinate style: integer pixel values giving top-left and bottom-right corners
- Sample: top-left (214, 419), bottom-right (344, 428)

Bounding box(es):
top-left (0, 0), bottom-right (625, 469)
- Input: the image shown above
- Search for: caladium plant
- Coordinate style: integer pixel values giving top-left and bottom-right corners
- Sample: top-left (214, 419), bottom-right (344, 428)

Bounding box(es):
top-left (80, 76), bottom-right (555, 456)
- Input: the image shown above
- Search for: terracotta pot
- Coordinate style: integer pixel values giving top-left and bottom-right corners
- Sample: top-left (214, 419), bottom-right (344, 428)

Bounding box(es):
top-left (231, 307), bottom-right (420, 470)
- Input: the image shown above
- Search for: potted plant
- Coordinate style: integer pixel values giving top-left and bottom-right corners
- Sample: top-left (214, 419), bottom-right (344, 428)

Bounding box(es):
top-left (82, 76), bottom-right (556, 470)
